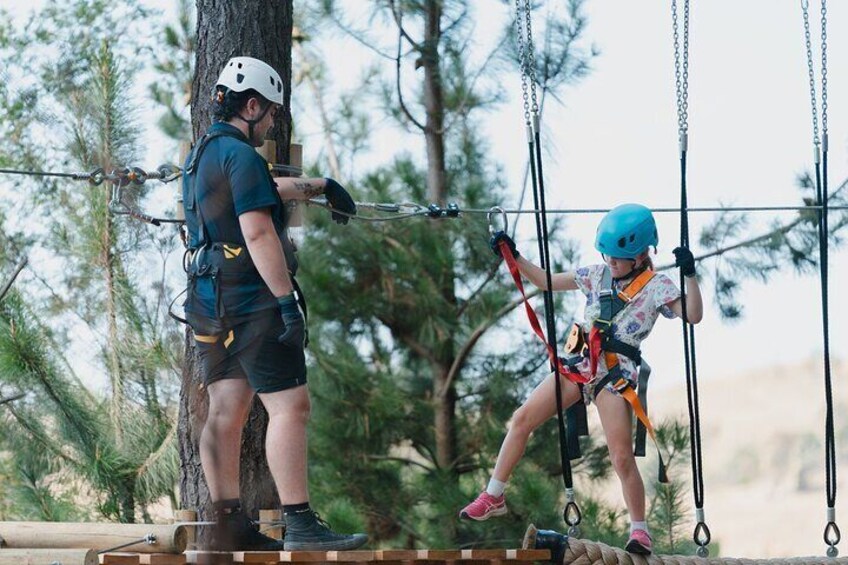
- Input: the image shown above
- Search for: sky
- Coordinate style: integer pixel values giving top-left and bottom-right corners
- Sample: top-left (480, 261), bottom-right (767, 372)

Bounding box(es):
top-left (285, 0), bottom-right (848, 393)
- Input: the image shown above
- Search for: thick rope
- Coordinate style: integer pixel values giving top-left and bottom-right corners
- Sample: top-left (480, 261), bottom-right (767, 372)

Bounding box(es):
top-left (563, 537), bottom-right (848, 565)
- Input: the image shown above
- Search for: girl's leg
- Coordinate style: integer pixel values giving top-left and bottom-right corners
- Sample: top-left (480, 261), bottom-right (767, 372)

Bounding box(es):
top-left (491, 372), bottom-right (582, 483)
top-left (594, 389), bottom-right (645, 522)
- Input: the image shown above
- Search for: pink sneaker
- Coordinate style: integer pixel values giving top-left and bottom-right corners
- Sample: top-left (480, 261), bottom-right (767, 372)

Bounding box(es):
top-left (459, 492), bottom-right (508, 521)
top-left (625, 529), bottom-right (653, 555)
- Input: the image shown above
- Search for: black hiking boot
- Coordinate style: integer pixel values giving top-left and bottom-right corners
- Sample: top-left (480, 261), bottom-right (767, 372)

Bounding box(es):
top-left (283, 509), bottom-right (368, 551)
top-left (210, 507), bottom-right (286, 551)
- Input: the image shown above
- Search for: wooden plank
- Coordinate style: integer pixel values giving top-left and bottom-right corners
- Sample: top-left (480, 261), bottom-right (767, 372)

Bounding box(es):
top-left (232, 552), bottom-right (282, 563)
top-left (456, 549), bottom-right (550, 562)
top-left (100, 553), bottom-right (140, 565)
top-left (0, 522), bottom-right (187, 553)
top-left (512, 550), bottom-right (549, 562)
top-left (0, 548), bottom-right (97, 565)
top-left (279, 551), bottom-right (325, 562)
top-left (326, 551), bottom-right (376, 562)
top-left (413, 550), bottom-right (462, 561)
top-left (140, 554), bottom-right (188, 565)
top-left (101, 552), bottom-right (188, 565)
top-left (373, 550), bottom-right (418, 561)
top-left (185, 548), bottom-right (549, 565)
top-left (184, 551), bottom-right (234, 565)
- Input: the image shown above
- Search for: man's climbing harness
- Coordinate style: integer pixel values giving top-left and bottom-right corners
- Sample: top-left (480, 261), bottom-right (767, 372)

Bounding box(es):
top-left (801, 0), bottom-right (840, 557)
top-left (671, 0), bottom-right (711, 557)
top-left (510, 0), bottom-right (582, 536)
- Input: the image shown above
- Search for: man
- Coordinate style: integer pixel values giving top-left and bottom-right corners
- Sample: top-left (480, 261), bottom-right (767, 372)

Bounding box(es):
top-left (182, 56), bottom-right (366, 551)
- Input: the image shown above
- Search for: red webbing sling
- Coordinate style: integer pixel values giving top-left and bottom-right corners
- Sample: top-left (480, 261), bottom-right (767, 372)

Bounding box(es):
top-left (498, 240), bottom-right (589, 385)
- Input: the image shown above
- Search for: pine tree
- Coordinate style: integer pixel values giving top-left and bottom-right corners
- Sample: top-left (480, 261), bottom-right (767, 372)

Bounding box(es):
top-left (0, 0), bottom-right (181, 522)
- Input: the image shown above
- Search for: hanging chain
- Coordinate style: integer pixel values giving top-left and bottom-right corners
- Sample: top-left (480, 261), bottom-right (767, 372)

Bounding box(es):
top-left (672, 0), bottom-right (690, 138)
top-left (522, 0), bottom-right (539, 116)
top-left (802, 0), bottom-right (820, 151)
top-left (513, 0), bottom-right (531, 124)
top-left (820, 0), bottom-right (828, 138)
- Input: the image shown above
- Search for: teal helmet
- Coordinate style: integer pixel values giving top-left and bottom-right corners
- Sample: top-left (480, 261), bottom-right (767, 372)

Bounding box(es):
top-left (594, 203), bottom-right (658, 259)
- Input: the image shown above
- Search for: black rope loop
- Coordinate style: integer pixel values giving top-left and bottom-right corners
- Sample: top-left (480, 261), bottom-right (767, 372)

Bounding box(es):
top-left (563, 500), bottom-right (582, 528)
top-left (825, 521), bottom-right (841, 550)
top-left (694, 521), bottom-right (711, 548)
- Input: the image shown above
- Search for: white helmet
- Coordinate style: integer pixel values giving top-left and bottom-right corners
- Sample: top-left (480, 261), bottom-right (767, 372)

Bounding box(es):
top-left (216, 56), bottom-right (284, 105)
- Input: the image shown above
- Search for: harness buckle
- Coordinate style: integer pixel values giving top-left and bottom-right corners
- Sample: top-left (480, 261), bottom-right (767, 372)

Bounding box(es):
top-left (612, 378), bottom-right (632, 394)
top-left (594, 317), bottom-right (612, 329)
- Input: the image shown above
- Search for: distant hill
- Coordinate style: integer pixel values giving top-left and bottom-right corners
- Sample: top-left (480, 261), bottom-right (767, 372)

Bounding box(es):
top-left (622, 356), bottom-right (847, 558)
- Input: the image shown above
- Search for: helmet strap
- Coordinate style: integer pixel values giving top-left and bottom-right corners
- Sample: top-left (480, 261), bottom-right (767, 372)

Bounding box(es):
top-left (234, 101), bottom-right (272, 146)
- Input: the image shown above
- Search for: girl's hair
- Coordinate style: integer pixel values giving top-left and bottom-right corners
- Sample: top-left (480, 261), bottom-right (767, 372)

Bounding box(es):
top-left (633, 250), bottom-right (654, 272)
top-left (211, 86), bottom-right (266, 122)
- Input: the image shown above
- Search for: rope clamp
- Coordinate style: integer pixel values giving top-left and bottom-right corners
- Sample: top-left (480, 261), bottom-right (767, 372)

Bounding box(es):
top-left (487, 206), bottom-right (508, 236)
top-left (427, 204), bottom-right (443, 218)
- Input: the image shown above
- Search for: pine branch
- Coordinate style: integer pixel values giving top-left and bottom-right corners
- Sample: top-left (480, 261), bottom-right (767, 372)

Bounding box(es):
top-left (388, 0), bottom-right (422, 51)
top-left (655, 176), bottom-right (848, 272)
top-left (367, 454), bottom-right (434, 472)
top-left (0, 392), bottom-right (25, 406)
top-left (0, 257), bottom-right (27, 303)
top-left (395, 31), bottom-right (427, 132)
top-left (439, 287), bottom-right (542, 397)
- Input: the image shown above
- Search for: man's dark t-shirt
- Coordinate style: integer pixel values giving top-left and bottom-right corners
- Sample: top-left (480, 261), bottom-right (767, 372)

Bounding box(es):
top-left (183, 122), bottom-right (298, 319)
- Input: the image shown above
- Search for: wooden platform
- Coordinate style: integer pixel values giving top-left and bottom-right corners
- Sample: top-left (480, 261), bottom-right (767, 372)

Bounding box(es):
top-left (97, 549), bottom-right (550, 565)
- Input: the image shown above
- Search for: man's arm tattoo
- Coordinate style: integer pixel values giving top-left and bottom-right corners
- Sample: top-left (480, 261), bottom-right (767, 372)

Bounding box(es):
top-left (293, 180), bottom-right (325, 198)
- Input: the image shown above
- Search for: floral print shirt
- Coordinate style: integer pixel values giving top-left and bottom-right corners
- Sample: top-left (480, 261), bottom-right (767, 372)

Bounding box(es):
top-left (569, 264), bottom-right (681, 383)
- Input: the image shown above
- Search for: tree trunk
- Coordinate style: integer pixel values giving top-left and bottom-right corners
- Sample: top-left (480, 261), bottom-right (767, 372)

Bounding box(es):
top-left (420, 0), bottom-right (457, 474)
top-left (179, 0), bottom-right (293, 528)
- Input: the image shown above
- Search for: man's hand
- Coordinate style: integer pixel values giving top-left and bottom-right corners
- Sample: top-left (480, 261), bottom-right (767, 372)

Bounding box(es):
top-left (277, 293), bottom-right (305, 349)
top-left (324, 178), bottom-right (357, 225)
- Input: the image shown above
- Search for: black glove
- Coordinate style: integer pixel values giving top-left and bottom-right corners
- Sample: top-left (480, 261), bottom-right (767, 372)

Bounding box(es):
top-left (489, 230), bottom-right (520, 259)
top-left (277, 293), bottom-right (306, 349)
top-left (324, 178), bottom-right (357, 225)
top-left (673, 246), bottom-right (696, 277)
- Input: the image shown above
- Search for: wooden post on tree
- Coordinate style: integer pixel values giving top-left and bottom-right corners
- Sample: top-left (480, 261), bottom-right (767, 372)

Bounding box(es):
top-left (259, 509), bottom-right (283, 540)
top-left (174, 509), bottom-right (198, 550)
top-left (178, 0), bottom-right (294, 542)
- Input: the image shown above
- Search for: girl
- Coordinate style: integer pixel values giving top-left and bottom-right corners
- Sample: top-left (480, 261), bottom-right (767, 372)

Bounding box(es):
top-left (459, 203), bottom-right (703, 555)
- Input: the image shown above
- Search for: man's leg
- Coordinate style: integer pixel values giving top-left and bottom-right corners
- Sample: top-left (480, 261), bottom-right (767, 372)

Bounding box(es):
top-left (257, 384), bottom-right (367, 551)
top-left (201, 378), bottom-right (255, 501)
top-left (257, 385), bottom-right (311, 504)
top-left (200, 376), bottom-right (286, 550)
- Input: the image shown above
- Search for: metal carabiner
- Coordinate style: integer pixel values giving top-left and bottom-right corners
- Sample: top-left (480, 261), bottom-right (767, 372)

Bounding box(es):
top-left (487, 206), bottom-right (508, 236)
top-left (108, 179), bottom-right (131, 215)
